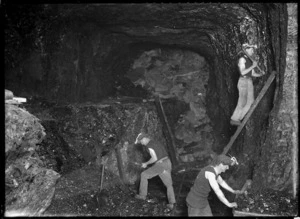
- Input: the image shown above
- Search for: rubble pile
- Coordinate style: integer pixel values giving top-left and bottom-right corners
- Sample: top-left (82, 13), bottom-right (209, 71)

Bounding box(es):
top-left (5, 93), bottom-right (167, 216)
top-left (235, 188), bottom-right (298, 216)
top-left (5, 90), bottom-right (60, 216)
top-left (23, 97), bottom-right (166, 185)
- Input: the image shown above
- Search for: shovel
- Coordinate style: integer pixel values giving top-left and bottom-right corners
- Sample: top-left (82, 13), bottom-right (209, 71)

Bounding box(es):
top-left (100, 164), bottom-right (105, 192)
top-left (96, 163), bottom-right (108, 207)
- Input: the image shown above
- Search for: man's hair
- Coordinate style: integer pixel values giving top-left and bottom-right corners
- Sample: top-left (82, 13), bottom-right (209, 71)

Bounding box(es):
top-left (210, 154), bottom-right (233, 166)
top-left (242, 43), bottom-right (257, 49)
top-left (135, 132), bottom-right (151, 144)
top-left (245, 46), bottom-right (254, 50)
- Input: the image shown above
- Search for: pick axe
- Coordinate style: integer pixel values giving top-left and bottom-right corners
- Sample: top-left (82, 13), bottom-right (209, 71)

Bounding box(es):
top-left (240, 48), bottom-right (265, 75)
top-left (233, 179), bottom-right (252, 213)
top-left (130, 161), bottom-right (141, 166)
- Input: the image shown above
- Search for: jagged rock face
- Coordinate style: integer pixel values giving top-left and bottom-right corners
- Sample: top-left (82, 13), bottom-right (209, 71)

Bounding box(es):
top-left (253, 4), bottom-right (298, 193)
top-left (4, 3), bottom-right (297, 196)
top-left (5, 103), bottom-right (60, 216)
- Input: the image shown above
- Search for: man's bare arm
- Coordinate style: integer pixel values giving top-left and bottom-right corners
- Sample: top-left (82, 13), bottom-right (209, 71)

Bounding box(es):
top-left (238, 57), bottom-right (257, 76)
top-left (143, 148), bottom-right (157, 166)
top-left (217, 175), bottom-right (235, 193)
top-left (206, 172), bottom-right (234, 207)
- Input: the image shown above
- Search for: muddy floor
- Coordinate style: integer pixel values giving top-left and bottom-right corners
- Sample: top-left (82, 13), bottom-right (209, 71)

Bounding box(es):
top-left (43, 162), bottom-right (298, 217)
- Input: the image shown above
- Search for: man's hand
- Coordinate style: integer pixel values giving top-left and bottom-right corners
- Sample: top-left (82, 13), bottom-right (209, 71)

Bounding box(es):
top-left (252, 61), bottom-right (257, 67)
top-left (230, 157), bottom-right (239, 166)
top-left (141, 163), bottom-right (147, 168)
top-left (228, 202), bottom-right (238, 208)
top-left (101, 156), bottom-right (108, 165)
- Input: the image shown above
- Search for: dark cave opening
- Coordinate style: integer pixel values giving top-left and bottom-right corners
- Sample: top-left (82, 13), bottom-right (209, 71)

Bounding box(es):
top-left (100, 38), bottom-right (247, 156)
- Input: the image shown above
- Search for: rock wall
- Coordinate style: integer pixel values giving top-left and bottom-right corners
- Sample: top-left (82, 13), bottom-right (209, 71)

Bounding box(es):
top-left (5, 21), bottom-right (136, 103)
top-left (253, 3), bottom-right (297, 196)
top-left (5, 102), bottom-right (60, 216)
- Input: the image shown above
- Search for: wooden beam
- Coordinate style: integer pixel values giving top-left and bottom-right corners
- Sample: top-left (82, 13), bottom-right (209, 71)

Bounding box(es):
top-left (234, 211), bottom-right (274, 217)
top-left (222, 71), bottom-right (276, 155)
top-left (115, 145), bottom-right (127, 184)
top-left (172, 172), bottom-right (187, 216)
top-left (154, 96), bottom-right (178, 166)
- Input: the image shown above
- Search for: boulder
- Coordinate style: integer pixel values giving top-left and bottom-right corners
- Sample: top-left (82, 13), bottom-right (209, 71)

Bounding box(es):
top-left (5, 102), bottom-right (60, 216)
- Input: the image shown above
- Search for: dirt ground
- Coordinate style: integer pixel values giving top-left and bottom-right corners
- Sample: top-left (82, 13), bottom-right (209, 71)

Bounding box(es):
top-left (43, 163), bottom-right (189, 216)
top-left (43, 162), bottom-right (229, 216)
top-left (43, 162), bottom-right (298, 217)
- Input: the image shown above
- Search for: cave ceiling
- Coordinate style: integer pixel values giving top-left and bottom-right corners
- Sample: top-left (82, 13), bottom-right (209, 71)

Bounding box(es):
top-left (42, 3), bottom-right (267, 57)
top-left (5, 3), bottom-right (271, 62)
top-left (4, 3), bottom-right (277, 103)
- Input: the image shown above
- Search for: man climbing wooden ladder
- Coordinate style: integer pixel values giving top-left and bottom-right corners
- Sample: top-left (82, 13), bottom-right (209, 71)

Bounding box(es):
top-left (223, 71), bottom-right (277, 155)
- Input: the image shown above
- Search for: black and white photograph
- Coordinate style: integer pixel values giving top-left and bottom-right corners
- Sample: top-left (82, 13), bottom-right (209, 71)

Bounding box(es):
top-left (3, 3), bottom-right (298, 217)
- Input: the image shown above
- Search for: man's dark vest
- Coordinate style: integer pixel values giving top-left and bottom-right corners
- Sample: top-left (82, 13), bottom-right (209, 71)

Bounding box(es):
top-left (239, 54), bottom-right (253, 77)
top-left (146, 140), bottom-right (168, 160)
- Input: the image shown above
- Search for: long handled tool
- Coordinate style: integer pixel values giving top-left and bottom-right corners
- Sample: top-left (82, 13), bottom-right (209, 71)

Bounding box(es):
top-left (100, 164), bottom-right (105, 192)
top-left (241, 47), bottom-right (264, 74)
top-left (235, 179), bottom-right (252, 200)
top-left (155, 96), bottom-right (178, 166)
top-left (233, 179), bottom-right (252, 214)
top-left (96, 163), bottom-right (108, 207)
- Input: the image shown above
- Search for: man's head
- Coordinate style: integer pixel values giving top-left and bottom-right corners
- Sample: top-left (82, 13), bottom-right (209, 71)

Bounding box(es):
top-left (134, 133), bottom-right (151, 145)
top-left (245, 47), bottom-right (254, 56)
top-left (211, 154), bottom-right (235, 173)
top-left (243, 43), bottom-right (257, 56)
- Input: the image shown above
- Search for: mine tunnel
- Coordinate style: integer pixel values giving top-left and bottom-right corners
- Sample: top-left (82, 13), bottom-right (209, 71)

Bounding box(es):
top-left (4, 3), bottom-right (298, 217)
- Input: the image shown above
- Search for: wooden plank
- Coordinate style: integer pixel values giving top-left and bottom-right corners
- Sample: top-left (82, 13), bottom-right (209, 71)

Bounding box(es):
top-left (222, 71), bottom-right (276, 155)
top-left (172, 172), bottom-right (187, 216)
top-left (234, 210), bottom-right (274, 217)
top-left (154, 96), bottom-right (178, 166)
top-left (13, 97), bottom-right (27, 103)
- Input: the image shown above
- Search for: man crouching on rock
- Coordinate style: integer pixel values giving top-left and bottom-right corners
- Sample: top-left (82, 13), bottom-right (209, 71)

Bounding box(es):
top-left (134, 133), bottom-right (176, 210)
top-left (186, 154), bottom-right (242, 216)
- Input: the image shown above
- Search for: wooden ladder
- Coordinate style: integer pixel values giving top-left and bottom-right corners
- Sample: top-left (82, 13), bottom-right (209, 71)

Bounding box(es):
top-left (222, 71), bottom-right (277, 155)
